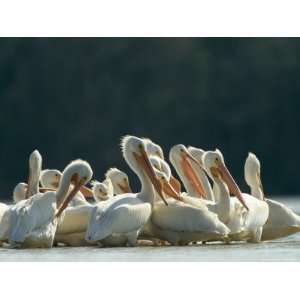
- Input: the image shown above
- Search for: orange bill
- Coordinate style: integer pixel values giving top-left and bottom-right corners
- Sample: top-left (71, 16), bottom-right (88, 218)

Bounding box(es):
top-left (181, 156), bottom-right (207, 199)
top-left (170, 176), bottom-right (182, 194)
top-left (133, 147), bottom-right (168, 206)
top-left (217, 162), bottom-right (249, 211)
top-left (117, 182), bottom-right (132, 194)
top-left (56, 179), bottom-right (84, 218)
top-left (79, 185), bottom-right (94, 198)
top-left (40, 187), bottom-right (56, 193)
top-left (162, 178), bottom-right (183, 202)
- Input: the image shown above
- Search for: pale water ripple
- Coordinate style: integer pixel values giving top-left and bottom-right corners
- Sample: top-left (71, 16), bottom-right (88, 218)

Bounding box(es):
top-left (1, 197), bottom-right (300, 262)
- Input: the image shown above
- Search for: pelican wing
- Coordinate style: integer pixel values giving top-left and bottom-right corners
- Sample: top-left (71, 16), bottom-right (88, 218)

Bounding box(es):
top-left (152, 199), bottom-right (229, 235)
top-left (87, 195), bottom-right (152, 241)
top-left (240, 194), bottom-right (269, 230)
top-left (265, 198), bottom-right (300, 227)
top-left (56, 205), bottom-right (94, 234)
top-left (10, 192), bottom-right (56, 243)
top-left (0, 203), bottom-right (10, 240)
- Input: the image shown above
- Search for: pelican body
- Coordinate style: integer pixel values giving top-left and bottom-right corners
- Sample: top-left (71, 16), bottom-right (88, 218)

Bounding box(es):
top-left (86, 136), bottom-right (171, 247)
top-left (245, 152), bottom-right (300, 241)
top-left (8, 160), bottom-right (93, 248)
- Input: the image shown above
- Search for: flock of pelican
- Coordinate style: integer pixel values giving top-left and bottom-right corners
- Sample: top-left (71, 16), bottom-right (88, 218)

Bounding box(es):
top-left (0, 135), bottom-right (300, 249)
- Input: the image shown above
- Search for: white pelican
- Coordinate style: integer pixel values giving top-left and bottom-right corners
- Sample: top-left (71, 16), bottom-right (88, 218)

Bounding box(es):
top-left (12, 150), bottom-right (43, 203)
top-left (187, 146), bottom-right (215, 202)
top-left (85, 136), bottom-right (169, 247)
top-left (13, 183), bottom-right (28, 203)
top-left (169, 144), bottom-right (214, 206)
top-left (0, 203), bottom-right (9, 246)
top-left (105, 168), bottom-right (132, 194)
top-left (40, 169), bottom-right (91, 207)
top-left (203, 150), bottom-right (269, 243)
top-left (245, 152), bottom-right (300, 241)
top-left (91, 178), bottom-right (114, 201)
top-left (136, 140), bottom-right (230, 245)
top-left (144, 138), bottom-right (183, 193)
top-left (8, 159), bottom-right (93, 248)
top-left (1, 150), bottom-right (43, 243)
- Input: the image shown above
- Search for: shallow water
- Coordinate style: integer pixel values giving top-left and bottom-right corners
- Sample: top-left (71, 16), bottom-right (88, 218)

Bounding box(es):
top-left (1, 197), bottom-right (300, 262)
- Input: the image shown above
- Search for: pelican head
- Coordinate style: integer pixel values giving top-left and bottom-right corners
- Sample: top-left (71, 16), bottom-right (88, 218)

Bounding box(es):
top-left (170, 144), bottom-right (207, 198)
top-left (203, 150), bottom-right (249, 211)
top-left (56, 159), bottom-right (93, 217)
top-left (121, 135), bottom-right (169, 205)
top-left (245, 152), bottom-right (264, 200)
top-left (26, 149), bottom-right (42, 198)
top-left (91, 178), bottom-right (113, 201)
top-left (245, 152), bottom-right (261, 187)
top-left (187, 146), bottom-right (205, 167)
top-left (150, 156), bottom-right (182, 201)
top-left (29, 150), bottom-right (42, 171)
top-left (13, 182), bottom-right (28, 203)
top-left (143, 138), bottom-right (164, 159)
top-left (40, 169), bottom-right (61, 189)
top-left (105, 168), bottom-right (132, 194)
top-left (150, 156), bottom-right (171, 181)
top-left (169, 144), bottom-right (200, 166)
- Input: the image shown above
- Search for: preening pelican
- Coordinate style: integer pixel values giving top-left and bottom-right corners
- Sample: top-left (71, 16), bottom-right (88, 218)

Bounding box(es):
top-left (105, 168), bottom-right (132, 194)
top-left (85, 136), bottom-right (169, 247)
top-left (203, 150), bottom-right (269, 243)
top-left (40, 169), bottom-right (91, 207)
top-left (8, 159), bottom-right (93, 248)
top-left (91, 178), bottom-right (114, 201)
top-left (245, 152), bottom-right (300, 241)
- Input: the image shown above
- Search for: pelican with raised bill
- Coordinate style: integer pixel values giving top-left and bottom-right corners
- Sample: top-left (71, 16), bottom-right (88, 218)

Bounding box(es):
top-left (1, 150), bottom-right (43, 244)
top-left (85, 136), bottom-right (170, 247)
top-left (245, 152), bottom-right (300, 241)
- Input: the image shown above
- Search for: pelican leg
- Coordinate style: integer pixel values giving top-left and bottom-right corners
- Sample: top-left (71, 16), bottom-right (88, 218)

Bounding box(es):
top-left (127, 230), bottom-right (139, 247)
top-left (224, 236), bottom-right (231, 244)
top-left (248, 227), bottom-right (263, 243)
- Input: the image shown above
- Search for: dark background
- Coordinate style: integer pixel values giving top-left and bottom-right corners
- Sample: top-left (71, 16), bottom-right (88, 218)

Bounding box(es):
top-left (0, 38), bottom-right (299, 198)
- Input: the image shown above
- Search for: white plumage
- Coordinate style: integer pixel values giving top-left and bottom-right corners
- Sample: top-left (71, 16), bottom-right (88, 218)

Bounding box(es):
top-left (8, 159), bottom-right (93, 248)
top-left (244, 152), bottom-right (300, 241)
top-left (85, 136), bottom-right (166, 246)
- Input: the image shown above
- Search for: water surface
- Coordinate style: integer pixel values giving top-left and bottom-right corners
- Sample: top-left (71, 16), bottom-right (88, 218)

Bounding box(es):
top-left (1, 197), bottom-right (299, 262)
